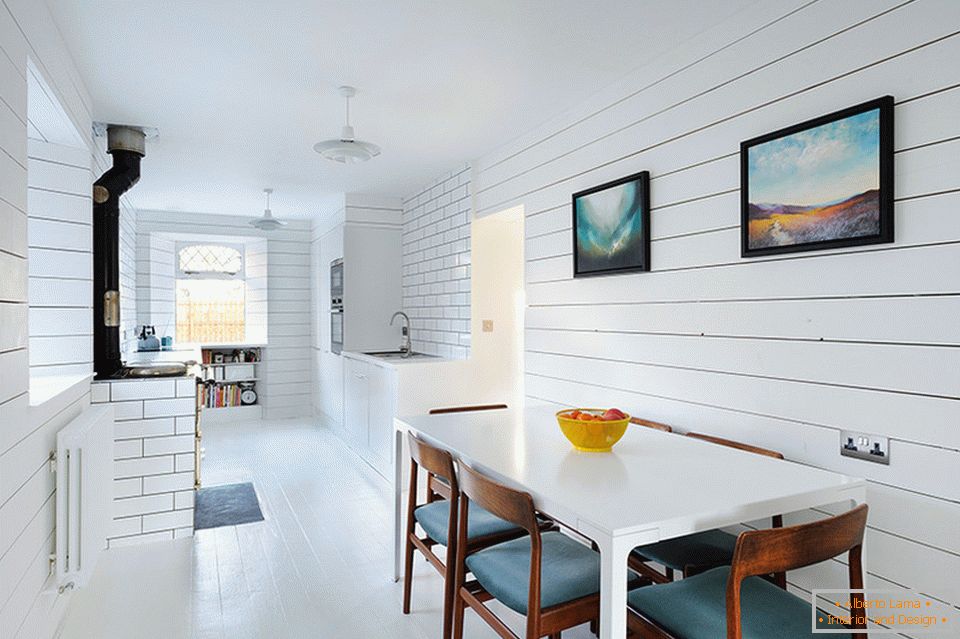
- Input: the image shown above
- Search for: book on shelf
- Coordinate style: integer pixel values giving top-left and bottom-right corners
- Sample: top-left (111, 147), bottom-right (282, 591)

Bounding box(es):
top-left (201, 382), bottom-right (253, 408)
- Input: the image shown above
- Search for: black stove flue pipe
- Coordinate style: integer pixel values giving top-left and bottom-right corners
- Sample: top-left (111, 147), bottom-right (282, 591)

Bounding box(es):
top-left (93, 126), bottom-right (145, 379)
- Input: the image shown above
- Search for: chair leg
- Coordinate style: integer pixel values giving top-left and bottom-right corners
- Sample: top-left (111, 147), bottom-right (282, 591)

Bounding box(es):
top-left (402, 535), bottom-right (415, 614)
top-left (452, 590), bottom-right (466, 639)
top-left (441, 542), bottom-right (457, 639)
top-left (589, 618), bottom-right (598, 636)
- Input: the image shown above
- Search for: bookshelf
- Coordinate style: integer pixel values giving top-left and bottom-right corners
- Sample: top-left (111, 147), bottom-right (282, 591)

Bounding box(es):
top-left (199, 345), bottom-right (262, 410)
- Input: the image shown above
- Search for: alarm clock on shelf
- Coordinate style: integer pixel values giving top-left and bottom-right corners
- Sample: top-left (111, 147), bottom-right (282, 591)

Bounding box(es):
top-left (239, 383), bottom-right (257, 406)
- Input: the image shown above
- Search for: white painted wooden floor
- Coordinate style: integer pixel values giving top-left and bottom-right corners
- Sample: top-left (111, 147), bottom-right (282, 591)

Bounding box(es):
top-left (59, 418), bottom-right (597, 639)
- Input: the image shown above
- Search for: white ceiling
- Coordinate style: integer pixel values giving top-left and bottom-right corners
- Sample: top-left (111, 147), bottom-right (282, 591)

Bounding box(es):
top-left (48, 0), bottom-right (756, 219)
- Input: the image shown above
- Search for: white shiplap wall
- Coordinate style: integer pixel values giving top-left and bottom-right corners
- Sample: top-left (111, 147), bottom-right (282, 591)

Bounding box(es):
top-left (26, 139), bottom-right (92, 376)
top-left (0, 1), bottom-right (113, 637)
top-left (470, 0), bottom-right (960, 624)
top-left (310, 202), bottom-right (345, 426)
top-left (135, 232), bottom-right (175, 337)
top-left (118, 191), bottom-right (137, 355)
top-left (401, 164), bottom-right (472, 358)
top-left (246, 238), bottom-right (268, 344)
top-left (136, 211), bottom-right (313, 419)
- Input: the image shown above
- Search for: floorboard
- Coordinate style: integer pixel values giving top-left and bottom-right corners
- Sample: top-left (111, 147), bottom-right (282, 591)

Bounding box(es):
top-left (58, 418), bottom-right (597, 638)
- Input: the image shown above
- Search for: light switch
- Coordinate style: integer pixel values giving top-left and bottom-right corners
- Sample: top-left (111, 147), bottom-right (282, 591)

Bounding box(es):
top-left (482, 320), bottom-right (494, 333)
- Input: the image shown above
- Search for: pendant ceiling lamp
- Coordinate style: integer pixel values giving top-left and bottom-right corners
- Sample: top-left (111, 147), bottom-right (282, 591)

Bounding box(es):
top-left (313, 86), bottom-right (381, 163)
top-left (250, 188), bottom-right (286, 231)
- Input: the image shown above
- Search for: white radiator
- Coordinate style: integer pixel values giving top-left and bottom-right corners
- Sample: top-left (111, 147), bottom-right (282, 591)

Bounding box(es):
top-left (55, 404), bottom-right (114, 590)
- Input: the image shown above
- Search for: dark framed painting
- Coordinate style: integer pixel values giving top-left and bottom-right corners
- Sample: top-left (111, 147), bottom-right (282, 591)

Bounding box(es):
top-left (741, 95), bottom-right (894, 257)
top-left (572, 171), bottom-right (650, 277)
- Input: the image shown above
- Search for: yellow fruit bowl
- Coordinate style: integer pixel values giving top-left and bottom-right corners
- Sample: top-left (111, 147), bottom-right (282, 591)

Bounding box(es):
top-left (556, 409), bottom-right (630, 452)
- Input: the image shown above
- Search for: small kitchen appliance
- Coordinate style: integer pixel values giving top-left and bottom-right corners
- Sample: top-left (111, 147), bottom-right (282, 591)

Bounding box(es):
top-left (137, 326), bottom-right (161, 352)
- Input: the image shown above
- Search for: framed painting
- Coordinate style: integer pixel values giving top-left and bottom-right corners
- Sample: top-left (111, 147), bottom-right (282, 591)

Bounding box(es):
top-left (572, 170), bottom-right (650, 277)
top-left (741, 95), bottom-right (894, 257)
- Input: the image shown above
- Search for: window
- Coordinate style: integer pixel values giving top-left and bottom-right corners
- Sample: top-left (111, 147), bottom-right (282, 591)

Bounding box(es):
top-left (175, 243), bottom-right (245, 344)
top-left (178, 244), bottom-right (242, 276)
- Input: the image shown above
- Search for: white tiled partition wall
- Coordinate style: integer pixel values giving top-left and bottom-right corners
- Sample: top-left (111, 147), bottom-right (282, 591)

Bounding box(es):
top-left (401, 163), bottom-right (472, 358)
top-left (92, 378), bottom-right (197, 546)
top-left (469, 0), bottom-right (960, 628)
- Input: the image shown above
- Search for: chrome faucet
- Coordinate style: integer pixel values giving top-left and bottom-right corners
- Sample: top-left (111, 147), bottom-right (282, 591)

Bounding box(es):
top-left (390, 311), bottom-right (412, 357)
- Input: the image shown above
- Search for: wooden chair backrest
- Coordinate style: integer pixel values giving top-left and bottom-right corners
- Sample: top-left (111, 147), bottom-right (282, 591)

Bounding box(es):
top-left (407, 432), bottom-right (458, 499)
top-left (457, 463), bottom-right (540, 536)
top-left (456, 463), bottom-right (546, 636)
top-left (629, 417), bottom-right (673, 433)
top-left (429, 403), bottom-right (508, 415)
top-left (685, 432), bottom-right (784, 459)
top-left (726, 504), bottom-right (869, 639)
top-left (687, 431), bottom-right (787, 587)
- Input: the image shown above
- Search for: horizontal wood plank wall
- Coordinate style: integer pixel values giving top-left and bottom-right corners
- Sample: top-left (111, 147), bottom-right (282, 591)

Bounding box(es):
top-left (246, 238), bottom-right (268, 344)
top-left (135, 232), bottom-right (175, 336)
top-left (0, 0), bottom-right (111, 637)
top-left (470, 0), bottom-right (960, 626)
top-left (117, 196), bottom-right (137, 355)
top-left (136, 211), bottom-right (313, 419)
top-left (27, 139), bottom-right (92, 376)
top-left (310, 205), bottom-right (345, 428)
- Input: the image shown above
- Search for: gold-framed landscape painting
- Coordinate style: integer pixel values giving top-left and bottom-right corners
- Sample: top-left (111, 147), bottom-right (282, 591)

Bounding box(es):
top-left (740, 96), bottom-right (894, 257)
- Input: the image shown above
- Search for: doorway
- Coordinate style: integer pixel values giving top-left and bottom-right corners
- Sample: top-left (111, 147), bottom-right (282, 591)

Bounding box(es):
top-left (470, 205), bottom-right (525, 409)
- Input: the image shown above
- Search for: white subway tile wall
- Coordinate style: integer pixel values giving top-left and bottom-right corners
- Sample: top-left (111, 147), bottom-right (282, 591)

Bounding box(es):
top-left (92, 378), bottom-right (197, 546)
top-left (401, 164), bottom-right (472, 359)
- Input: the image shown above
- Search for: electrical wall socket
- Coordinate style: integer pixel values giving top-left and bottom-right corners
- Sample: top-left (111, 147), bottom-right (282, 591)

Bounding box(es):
top-left (840, 430), bottom-right (890, 465)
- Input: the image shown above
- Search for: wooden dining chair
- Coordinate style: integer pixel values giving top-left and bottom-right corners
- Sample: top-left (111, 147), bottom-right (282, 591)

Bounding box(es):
top-left (629, 417), bottom-right (673, 433)
top-left (628, 504), bottom-right (869, 639)
top-left (628, 433), bottom-right (786, 587)
top-left (452, 463), bottom-right (609, 639)
top-left (429, 403), bottom-right (509, 414)
top-left (403, 433), bottom-right (529, 639)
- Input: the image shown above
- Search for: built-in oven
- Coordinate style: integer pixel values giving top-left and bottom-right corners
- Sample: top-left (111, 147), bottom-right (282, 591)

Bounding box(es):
top-left (330, 258), bottom-right (343, 303)
top-left (330, 258), bottom-right (344, 354)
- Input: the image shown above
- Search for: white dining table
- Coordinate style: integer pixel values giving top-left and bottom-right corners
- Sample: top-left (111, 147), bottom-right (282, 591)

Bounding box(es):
top-left (392, 406), bottom-right (866, 639)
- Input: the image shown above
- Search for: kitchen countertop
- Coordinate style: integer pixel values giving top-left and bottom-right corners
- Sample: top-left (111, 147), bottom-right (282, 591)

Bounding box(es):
top-left (29, 372), bottom-right (94, 406)
top-left (126, 345), bottom-right (202, 367)
top-left (342, 350), bottom-right (453, 367)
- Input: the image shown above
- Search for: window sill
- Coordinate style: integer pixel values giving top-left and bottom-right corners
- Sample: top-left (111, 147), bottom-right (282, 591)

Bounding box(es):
top-left (29, 372), bottom-right (94, 408)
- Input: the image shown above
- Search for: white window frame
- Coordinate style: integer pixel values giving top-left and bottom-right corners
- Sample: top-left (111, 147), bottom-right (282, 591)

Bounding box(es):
top-left (175, 242), bottom-right (245, 280)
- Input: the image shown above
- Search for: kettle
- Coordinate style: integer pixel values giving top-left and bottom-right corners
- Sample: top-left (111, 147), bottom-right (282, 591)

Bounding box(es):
top-left (137, 325), bottom-right (161, 352)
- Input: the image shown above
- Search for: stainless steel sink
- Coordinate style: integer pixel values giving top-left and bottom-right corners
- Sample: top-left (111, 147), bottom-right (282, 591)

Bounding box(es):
top-left (363, 350), bottom-right (436, 360)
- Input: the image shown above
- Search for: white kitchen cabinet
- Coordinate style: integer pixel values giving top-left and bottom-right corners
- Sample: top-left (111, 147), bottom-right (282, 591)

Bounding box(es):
top-left (343, 356), bottom-right (370, 450)
top-left (341, 350), bottom-right (495, 480)
top-left (366, 363), bottom-right (398, 471)
top-left (343, 355), bottom-right (399, 477)
top-left (314, 196), bottom-right (403, 433)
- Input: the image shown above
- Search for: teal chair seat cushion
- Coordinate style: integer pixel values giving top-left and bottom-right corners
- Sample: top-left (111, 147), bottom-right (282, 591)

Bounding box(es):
top-left (413, 500), bottom-right (521, 545)
top-left (465, 531), bottom-right (600, 615)
top-left (632, 529), bottom-right (737, 572)
top-left (628, 566), bottom-right (850, 639)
